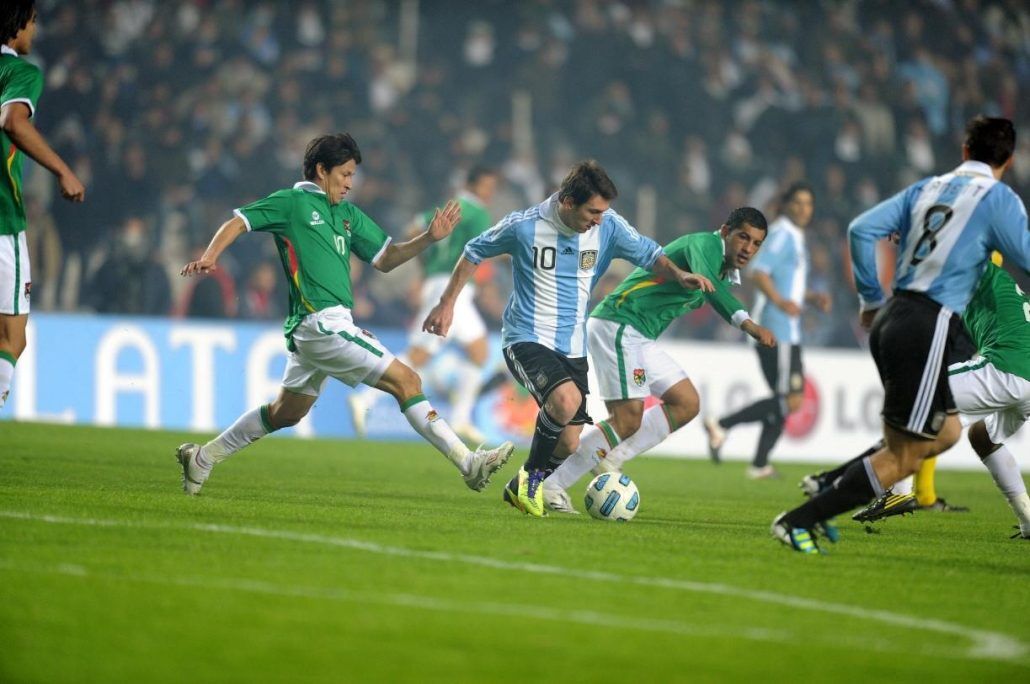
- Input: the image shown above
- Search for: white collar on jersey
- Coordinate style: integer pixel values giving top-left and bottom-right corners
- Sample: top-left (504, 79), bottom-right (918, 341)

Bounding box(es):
top-left (1, 45), bottom-right (19, 57)
top-left (954, 160), bottom-right (995, 178)
top-left (713, 230), bottom-right (742, 284)
top-left (293, 181), bottom-right (326, 195)
top-left (539, 192), bottom-right (579, 237)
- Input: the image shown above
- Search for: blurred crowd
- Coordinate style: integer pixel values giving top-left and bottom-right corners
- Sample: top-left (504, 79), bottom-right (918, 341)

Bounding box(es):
top-left (23, 0), bottom-right (1030, 347)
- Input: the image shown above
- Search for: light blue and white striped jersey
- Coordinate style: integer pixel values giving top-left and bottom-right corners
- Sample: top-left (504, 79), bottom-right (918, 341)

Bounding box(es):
top-left (749, 216), bottom-right (808, 344)
top-left (849, 160), bottom-right (1030, 315)
top-left (463, 193), bottom-right (663, 357)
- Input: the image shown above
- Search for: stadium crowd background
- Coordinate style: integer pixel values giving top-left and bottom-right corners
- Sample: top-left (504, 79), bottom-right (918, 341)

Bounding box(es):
top-left (21, 0), bottom-right (1030, 348)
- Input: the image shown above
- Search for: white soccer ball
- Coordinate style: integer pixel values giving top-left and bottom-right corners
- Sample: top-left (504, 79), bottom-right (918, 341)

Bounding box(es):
top-left (584, 472), bottom-right (640, 522)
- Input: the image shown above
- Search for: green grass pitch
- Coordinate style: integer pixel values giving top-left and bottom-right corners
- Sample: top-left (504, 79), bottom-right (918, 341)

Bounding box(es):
top-left (1, 421), bottom-right (1028, 682)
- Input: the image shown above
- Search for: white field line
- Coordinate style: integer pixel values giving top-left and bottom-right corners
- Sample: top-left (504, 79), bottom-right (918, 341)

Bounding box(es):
top-left (1, 510), bottom-right (1026, 663)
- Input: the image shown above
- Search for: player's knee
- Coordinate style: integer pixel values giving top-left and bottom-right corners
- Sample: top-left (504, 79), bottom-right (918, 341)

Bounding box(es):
top-left (545, 384), bottom-right (581, 424)
top-left (967, 421), bottom-right (998, 459)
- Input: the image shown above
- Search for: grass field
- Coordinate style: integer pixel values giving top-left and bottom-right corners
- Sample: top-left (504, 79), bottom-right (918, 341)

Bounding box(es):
top-left (1, 422), bottom-right (1028, 683)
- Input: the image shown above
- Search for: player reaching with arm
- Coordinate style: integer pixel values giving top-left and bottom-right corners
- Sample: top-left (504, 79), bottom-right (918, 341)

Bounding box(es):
top-left (0, 0), bottom-right (86, 411)
top-left (175, 133), bottom-right (513, 496)
top-left (541, 207), bottom-right (776, 513)
top-left (422, 160), bottom-right (714, 517)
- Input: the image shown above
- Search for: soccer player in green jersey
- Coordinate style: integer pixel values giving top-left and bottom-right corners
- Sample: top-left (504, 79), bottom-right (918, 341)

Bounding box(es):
top-left (348, 166), bottom-right (499, 443)
top-left (0, 0), bottom-right (86, 410)
top-left (542, 207), bottom-right (777, 512)
top-left (803, 257), bottom-right (1030, 538)
top-left (175, 134), bottom-right (513, 495)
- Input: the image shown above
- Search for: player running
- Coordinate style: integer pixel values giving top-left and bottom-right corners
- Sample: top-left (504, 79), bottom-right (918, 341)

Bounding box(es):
top-left (0, 0), bottom-right (86, 411)
top-left (175, 134), bottom-right (513, 495)
top-left (542, 208), bottom-right (776, 513)
top-left (772, 116), bottom-right (1030, 554)
top-left (348, 166), bottom-right (499, 444)
top-left (422, 160), bottom-right (714, 517)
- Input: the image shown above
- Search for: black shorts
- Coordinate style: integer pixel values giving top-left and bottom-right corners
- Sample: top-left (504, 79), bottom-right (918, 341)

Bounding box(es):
top-left (869, 291), bottom-right (971, 439)
top-left (757, 344), bottom-right (804, 396)
top-left (503, 342), bottom-right (593, 425)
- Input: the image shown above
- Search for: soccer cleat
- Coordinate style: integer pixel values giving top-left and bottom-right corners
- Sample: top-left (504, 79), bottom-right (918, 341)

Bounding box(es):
top-left (770, 513), bottom-right (822, 554)
top-left (799, 473), bottom-right (831, 498)
top-left (746, 464), bottom-right (780, 480)
top-left (462, 441), bottom-right (514, 492)
top-left (813, 519), bottom-right (841, 543)
top-left (851, 491), bottom-right (918, 523)
top-left (175, 443), bottom-right (210, 495)
top-left (453, 422), bottom-right (487, 448)
top-left (347, 394), bottom-right (368, 438)
top-left (703, 417), bottom-right (725, 464)
top-left (502, 475), bottom-right (526, 513)
top-left (1010, 526), bottom-right (1030, 540)
top-left (517, 467), bottom-right (548, 518)
top-left (920, 498), bottom-right (969, 513)
top-left (543, 486), bottom-right (580, 514)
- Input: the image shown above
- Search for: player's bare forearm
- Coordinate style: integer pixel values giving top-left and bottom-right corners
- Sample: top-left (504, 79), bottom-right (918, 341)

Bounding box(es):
top-left (753, 271), bottom-right (799, 315)
top-left (1, 104), bottom-right (84, 202)
top-left (181, 216), bottom-right (246, 276)
top-left (422, 256), bottom-right (477, 337)
top-left (650, 255), bottom-right (714, 292)
top-left (742, 319), bottom-right (776, 347)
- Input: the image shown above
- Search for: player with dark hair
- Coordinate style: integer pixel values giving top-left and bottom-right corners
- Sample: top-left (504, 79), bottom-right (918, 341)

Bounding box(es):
top-left (704, 182), bottom-right (831, 478)
top-left (422, 160), bottom-right (715, 517)
top-left (0, 0), bottom-right (86, 411)
top-left (348, 166), bottom-right (500, 443)
top-left (542, 208), bottom-right (777, 512)
top-left (175, 133), bottom-right (513, 495)
top-left (773, 116), bottom-right (1030, 553)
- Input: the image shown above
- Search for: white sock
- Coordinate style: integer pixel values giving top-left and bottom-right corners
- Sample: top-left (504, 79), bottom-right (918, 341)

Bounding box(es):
top-left (402, 394), bottom-right (471, 474)
top-left (450, 360), bottom-right (485, 428)
top-left (200, 405), bottom-right (274, 468)
top-left (892, 475), bottom-right (914, 496)
top-left (606, 405), bottom-right (675, 470)
top-left (982, 445), bottom-right (1030, 531)
top-left (0, 355), bottom-right (14, 409)
top-left (546, 420), bottom-right (620, 491)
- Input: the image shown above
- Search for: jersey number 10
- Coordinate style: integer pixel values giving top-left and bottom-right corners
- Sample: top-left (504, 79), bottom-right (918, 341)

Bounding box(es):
top-left (532, 246), bottom-right (556, 270)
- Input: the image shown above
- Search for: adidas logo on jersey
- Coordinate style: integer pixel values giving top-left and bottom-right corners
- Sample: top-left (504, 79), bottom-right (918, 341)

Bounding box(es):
top-left (561, 246), bottom-right (575, 255)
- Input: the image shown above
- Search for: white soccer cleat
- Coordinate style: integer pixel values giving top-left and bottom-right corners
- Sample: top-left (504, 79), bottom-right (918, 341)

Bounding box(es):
top-left (453, 422), bottom-right (487, 447)
top-left (543, 486), bottom-right (580, 514)
top-left (176, 443), bottom-right (210, 495)
top-left (347, 394), bottom-right (368, 438)
top-left (704, 417), bottom-right (725, 463)
top-left (463, 441), bottom-right (514, 491)
top-left (746, 464), bottom-right (780, 480)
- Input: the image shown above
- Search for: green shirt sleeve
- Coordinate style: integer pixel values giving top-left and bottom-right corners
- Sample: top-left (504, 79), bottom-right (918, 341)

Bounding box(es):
top-left (348, 204), bottom-right (391, 264)
top-left (1, 61), bottom-right (43, 117)
top-left (236, 191), bottom-right (292, 234)
top-left (681, 233), bottom-right (749, 326)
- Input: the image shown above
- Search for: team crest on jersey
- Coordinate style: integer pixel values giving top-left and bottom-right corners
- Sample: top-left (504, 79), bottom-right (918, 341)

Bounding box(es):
top-left (343, 219), bottom-right (351, 233)
top-left (579, 250), bottom-right (598, 270)
top-left (633, 368), bottom-right (646, 386)
top-left (310, 210), bottom-right (325, 226)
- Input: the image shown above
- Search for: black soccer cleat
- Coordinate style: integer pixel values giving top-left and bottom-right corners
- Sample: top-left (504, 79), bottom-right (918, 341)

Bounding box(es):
top-left (920, 497), bottom-right (969, 513)
top-left (851, 491), bottom-right (919, 523)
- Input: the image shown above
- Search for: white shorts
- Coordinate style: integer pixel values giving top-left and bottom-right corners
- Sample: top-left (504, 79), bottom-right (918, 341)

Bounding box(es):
top-left (587, 317), bottom-right (688, 401)
top-left (407, 274), bottom-right (486, 353)
top-left (949, 357), bottom-right (1030, 443)
top-left (0, 232), bottom-right (30, 315)
top-left (282, 306), bottom-right (395, 396)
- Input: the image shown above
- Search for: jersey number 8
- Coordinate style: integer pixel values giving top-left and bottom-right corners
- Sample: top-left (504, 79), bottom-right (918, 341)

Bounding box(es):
top-left (910, 204), bottom-right (954, 266)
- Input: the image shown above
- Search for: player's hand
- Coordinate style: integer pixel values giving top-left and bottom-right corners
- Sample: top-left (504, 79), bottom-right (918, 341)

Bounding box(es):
top-left (426, 200), bottom-right (462, 242)
top-left (743, 321), bottom-right (776, 347)
top-left (422, 301), bottom-right (454, 337)
top-left (180, 256), bottom-right (217, 277)
top-left (812, 292), bottom-right (832, 313)
top-left (677, 271), bottom-right (714, 292)
top-left (59, 171), bottom-right (85, 202)
top-left (778, 300), bottom-right (802, 317)
top-left (859, 308), bottom-right (878, 330)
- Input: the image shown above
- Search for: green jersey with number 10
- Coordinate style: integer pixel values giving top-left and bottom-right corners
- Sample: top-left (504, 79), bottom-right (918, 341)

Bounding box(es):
top-left (962, 263), bottom-right (1030, 381)
top-left (0, 49), bottom-right (43, 236)
top-left (235, 181), bottom-right (391, 341)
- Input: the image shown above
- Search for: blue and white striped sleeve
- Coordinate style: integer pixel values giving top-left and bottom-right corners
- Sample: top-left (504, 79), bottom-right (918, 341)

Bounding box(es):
top-left (750, 228), bottom-right (788, 275)
top-left (986, 186), bottom-right (1030, 274)
top-left (463, 214), bottom-right (519, 264)
top-left (848, 185), bottom-right (917, 311)
top-left (606, 211), bottom-right (662, 269)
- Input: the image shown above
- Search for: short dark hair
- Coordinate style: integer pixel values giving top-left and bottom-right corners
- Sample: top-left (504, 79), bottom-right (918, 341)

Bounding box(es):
top-left (781, 181), bottom-right (814, 205)
top-left (1, 0), bottom-right (35, 45)
top-left (726, 207), bottom-right (768, 234)
top-left (964, 116), bottom-right (1015, 167)
top-left (466, 165), bottom-right (497, 186)
top-left (558, 160), bottom-right (618, 205)
top-left (303, 133), bottom-right (362, 181)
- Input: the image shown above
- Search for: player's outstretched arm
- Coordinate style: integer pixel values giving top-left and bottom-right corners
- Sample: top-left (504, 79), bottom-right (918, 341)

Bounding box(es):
top-left (422, 255), bottom-right (477, 337)
top-left (180, 216), bottom-right (247, 277)
top-left (753, 271), bottom-right (801, 317)
top-left (374, 200), bottom-right (461, 272)
top-left (650, 255), bottom-right (715, 292)
top-left (741, 320), bottom-right (776, 347)
top-left (0, 102), bottom-right (84, 202)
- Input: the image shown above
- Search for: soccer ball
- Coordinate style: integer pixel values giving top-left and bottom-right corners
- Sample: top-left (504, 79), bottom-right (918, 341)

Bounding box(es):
top-left (584, 472), bottom-right (640, 522)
